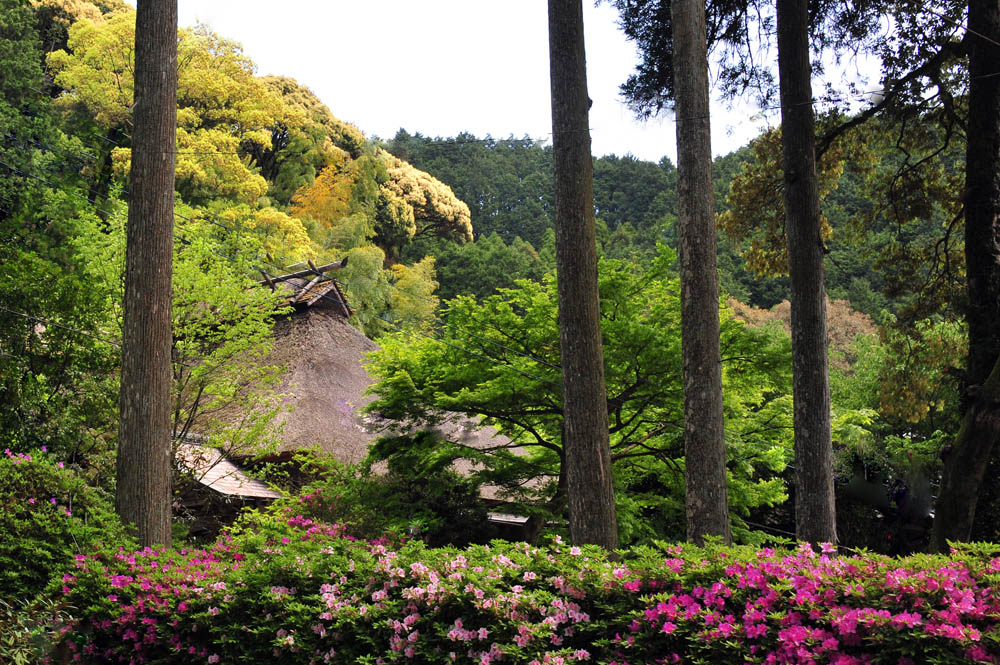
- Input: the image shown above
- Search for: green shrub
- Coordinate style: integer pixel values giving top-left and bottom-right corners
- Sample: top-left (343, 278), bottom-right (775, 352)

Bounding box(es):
top-left (266, 450), bottom-right (497, 547)
top-left (0, 595), bottom-right (74, 665)
top-left (0, 446), bottom-right (132, 599)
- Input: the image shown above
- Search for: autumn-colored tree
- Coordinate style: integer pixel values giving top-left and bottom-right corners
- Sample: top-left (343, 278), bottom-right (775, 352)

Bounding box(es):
top-left (290, 149), bottom-right (362, 233)
top-left (292, 148), bottom-right (472, 266)
top-left (291, 150), bottom-right (413, 261)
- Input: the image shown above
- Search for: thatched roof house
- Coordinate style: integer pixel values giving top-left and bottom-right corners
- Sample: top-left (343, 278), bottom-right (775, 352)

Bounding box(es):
top-left (263, 265), bottom-right (377, 462)
top-left (256, 262), bottom-right (515, 472)
top-left (180, 262), bottom-right (534, 539)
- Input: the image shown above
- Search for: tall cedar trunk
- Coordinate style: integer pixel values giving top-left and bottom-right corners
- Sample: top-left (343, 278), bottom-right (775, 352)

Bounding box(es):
top-left (671, 0), bottom-right (731, 545)
top-left (929, 0), bottom-right (1000, 551)
top-left (115, 0), bottom-right (177, 548)
top-left (548, 0), bottom-right (619, 549)
top-left (776, 0), bottom-right (837, 544)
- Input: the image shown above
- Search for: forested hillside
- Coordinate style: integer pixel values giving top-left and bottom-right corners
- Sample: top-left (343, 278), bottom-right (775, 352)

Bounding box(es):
top-left (384, 128), bottom-right (933, 318)
top-left (0, 0), bottom-right (991, 560)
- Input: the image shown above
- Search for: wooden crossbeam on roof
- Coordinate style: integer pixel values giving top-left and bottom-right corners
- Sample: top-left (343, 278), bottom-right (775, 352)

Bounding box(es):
top-left (291, 275), bottom-right (323, 305)
top-left (259, 258), bottom-right (353, 319)
top-left (256, 258), bottom-right (348, 287)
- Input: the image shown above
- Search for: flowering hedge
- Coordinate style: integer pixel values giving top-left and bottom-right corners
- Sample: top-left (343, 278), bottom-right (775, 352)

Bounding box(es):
top-left (53, 502), bottom-right (1000, 665)
top-left (0, 447), bottom-right (131, 599)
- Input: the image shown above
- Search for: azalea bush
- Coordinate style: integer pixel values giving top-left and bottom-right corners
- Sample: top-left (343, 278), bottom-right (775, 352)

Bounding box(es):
top-left (53, 502), bottom-right (1000, 665)
top-left (0, 446), bottom-right (132, 600)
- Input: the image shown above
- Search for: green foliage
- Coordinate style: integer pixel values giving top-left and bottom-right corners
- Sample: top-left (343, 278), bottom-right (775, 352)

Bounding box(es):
top-left (262, 446), bottom-right (496, 548)
top-left (0, 0), bottom-right (49, 206)
top-left (851, 116), bottom-right (966, 324)
top-left (385, 132), bottom-right (680, 257)
top-left (826, 318), bottom-right (966, 552)
top-left (717, 120), bottom-right (873, 277)
top-left (831, 318), bottom-right (964, 473)
top-left (0, 594), bottom-right (74, 665)
top-left (0, 447), bottom-right (132, 600)
top-left (0, 192), bottom-right (120, 463)
top-left (593, 153), bottom-right (677, 235)
top-left (402, 232), bottom-right (547, 302)
top-left (333, 244), bottom-right (437, 338)
top-left (365, 249), bottom-right (795, 544)
top-left (74, 207), bottom-right (292, 457)
top-left (385, 131), bottom-right (555, 247)
top-left (0, 0), bottom-right (120, 464)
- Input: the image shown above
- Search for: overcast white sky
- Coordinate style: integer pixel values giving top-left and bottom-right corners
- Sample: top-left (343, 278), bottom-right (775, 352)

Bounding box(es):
top-left (175, 1), bottom-right (773, 163)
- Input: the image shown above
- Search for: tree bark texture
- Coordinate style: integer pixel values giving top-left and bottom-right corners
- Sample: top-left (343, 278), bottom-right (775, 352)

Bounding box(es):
top-left (930, 0), bottom-right (1000, 550)
top-left (777, 0), bottom-right (837, 544)
top-left (931, 357), bottom-right (1000, 551)
top-left (116, 0), bottom-right (177, 548)
top-left (548, 0), bottom-right (619, 550)
top-left (670, 0), bottom-right (731, 545)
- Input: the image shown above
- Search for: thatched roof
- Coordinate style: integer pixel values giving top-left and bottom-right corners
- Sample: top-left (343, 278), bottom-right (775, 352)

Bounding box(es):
top-left (260, 259), bottom-right (352, 317)
top-left (198, 264), bottom-right (530, 506)
top-left (267, 298), bottom-right (380, 462)
top-left (260, 276), bottom-right (516, 475)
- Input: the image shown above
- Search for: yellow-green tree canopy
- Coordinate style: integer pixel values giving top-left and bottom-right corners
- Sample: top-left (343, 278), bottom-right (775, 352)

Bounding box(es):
top-left (31, 0), bottom-right (115, 30)
top-left (208, 204), bottom-right (314, 267)
top-left (289, 149), bottom-right (400, 252)
top-left (47, 12), bottom-right (286, 205)
top-left (40, 3), bottom-right (449, 338)
top-left (30, 0), bottom-right (128, 53)
top-left (262, 76), bottom-right (366, 159)
top-left (380, 149), bottom-right (473, 243)
top-left (291, 148), bottom-right (473, 263)
top-left (240, 76), bottom-right (369, 207)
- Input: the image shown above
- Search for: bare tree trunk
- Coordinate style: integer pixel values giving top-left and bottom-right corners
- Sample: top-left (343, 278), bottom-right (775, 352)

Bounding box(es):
top-left (548, 0), bottom-right (618, 550)
top-left (931, 357), bottom-right (1000, 551)
top-left (777, 0), bottom-right (837, 544)
top-left (671, 0), bottom-right (730, 546)
top-left (116, 0), bottom-right (177, 548)
top-left (930, 0), bottom-right (1000, 551)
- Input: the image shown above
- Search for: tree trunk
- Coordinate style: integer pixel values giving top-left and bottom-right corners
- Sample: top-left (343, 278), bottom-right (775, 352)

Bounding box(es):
top-left (670, 0), bottom-right (731, 546)
top-left (548, 0), bottom-right (618, 550)
top-left (930, 0), bottom-right (1000, 551)
top-left (777, 0), bottom-right (837, 544)
top-left (116, 0), bottom-right (177, 548)
top-left (931, 357), bottom-right (1000, 551)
